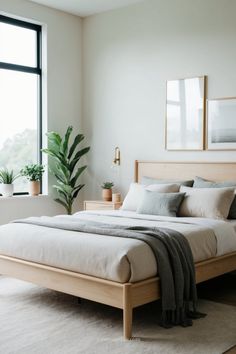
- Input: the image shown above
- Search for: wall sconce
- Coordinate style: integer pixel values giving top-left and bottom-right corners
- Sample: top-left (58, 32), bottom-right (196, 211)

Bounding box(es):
top-left (113, 147), bottom-right (120, 166)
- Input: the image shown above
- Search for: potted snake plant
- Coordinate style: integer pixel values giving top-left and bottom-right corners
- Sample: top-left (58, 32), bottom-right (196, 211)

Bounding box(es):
top-left (21, 164), bottom-right (45, 196)
top-left (0, 169), bottom-right (19, 197)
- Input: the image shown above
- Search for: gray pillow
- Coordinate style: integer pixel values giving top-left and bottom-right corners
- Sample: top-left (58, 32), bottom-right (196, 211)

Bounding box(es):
top-left (193, 176), bottom-right (236, 219)
top-left (137, 190), bottom-right (185, 217)
top-left (142, 176), bottom-right (193, 187)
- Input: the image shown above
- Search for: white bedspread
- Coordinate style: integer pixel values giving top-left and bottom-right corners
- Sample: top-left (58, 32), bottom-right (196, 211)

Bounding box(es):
top-left (73, 210), bottom-right (236, 256)
top-left (0, 210), bottom-right (235, 283)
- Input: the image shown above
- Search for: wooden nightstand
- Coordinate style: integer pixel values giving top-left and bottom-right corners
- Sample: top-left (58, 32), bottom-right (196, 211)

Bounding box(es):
top-left (84, 200), bottom-right (122, 211)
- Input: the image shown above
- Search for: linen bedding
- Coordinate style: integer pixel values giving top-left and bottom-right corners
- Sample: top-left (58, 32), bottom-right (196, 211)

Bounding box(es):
top-left (12, 214), bottom-right (204, 328)
top-left (0, 210), bottom-right (236, 283)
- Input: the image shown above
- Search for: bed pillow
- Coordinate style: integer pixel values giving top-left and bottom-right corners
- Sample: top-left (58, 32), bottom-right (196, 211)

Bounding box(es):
top-left (137, 190), bottom-right (185, 217)
top-left (141, 176), bottom-right (193, 187)
top-left (121, 183), bottom-right (180, 211)
top-left (194, 176), bottom-right (236, 219)
top-left (179, 186), bottom-right (235, 219)
top-left (146, 183), bottom-right (180, 193)
top-left (193, 176), bottom-right (236, 188)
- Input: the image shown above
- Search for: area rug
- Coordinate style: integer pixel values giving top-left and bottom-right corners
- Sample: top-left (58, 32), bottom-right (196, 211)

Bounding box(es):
top-left (0, 277), bottom-right (235, 354)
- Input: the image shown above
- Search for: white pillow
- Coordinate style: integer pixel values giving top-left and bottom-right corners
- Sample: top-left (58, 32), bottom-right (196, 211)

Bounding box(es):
top-left (179, 186), bottom-right (235, 219)
top-left (121, 183), bottom-right (180, 211)
top-left (146, 183), bottom-right (180, 193)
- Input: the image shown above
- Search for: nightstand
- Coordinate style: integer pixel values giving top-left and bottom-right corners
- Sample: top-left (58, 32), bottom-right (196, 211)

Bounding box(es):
top-left (84, 200), bottom-right (122, 211)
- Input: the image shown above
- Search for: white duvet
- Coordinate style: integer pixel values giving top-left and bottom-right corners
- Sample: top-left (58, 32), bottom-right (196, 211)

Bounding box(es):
top-left (0, 210), bottom-right (236, 283)
top-left (73, 210), bottom-right (236, 256)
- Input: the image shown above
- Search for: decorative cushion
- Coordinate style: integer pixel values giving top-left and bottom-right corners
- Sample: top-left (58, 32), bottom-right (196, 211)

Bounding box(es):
top-left (137, 190), bottom-right (186, 217)
top-left (141, 176), bottom-right (193, 187)
top-left (121, 183), bottom-right (180, 211)
top-left (179, 186), bottom-right (235, 219)
top-left (193, 176), bottom-right (236, 219)
top-left (146, 183), bottom-right (180, 193)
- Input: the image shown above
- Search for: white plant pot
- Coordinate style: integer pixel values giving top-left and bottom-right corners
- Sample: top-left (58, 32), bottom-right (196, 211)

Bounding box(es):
top-left (1, 184), bottom-right (14, 197)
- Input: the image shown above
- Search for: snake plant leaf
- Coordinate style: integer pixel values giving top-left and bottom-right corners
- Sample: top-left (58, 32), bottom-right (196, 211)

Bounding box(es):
top-left (62, 126), bottom-right (73, 156)
top-left (72, 184), bottom-right (84, 199)
top-left (53, 186), bottom-right (68, 199)
top-left (53, 185), bottom-right (70, 200)
top-left (0, 169), bottom-right (19, 184)
top-left (55, 184), bottom-right (73, 195)
top-left (68, 134), bottom-right (84, 160)
top-left (70, 165), bottom-right (87, 187)
top-left (41, 149), bottom-right (63, 164)
top-left (57, 164), bottom-right (70, 182)
top-left (50, 166), bottom-right (68, 184)
top-left (69, 147), bottom-right (90, 173)
top-left (46, 131), bottom-right (62, 147)
top-left (42, 148), bottom-right (70, 170)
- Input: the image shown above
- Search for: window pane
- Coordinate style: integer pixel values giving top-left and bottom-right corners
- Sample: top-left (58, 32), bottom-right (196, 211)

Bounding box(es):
top-left (0, 69), bottom-right (38, 193)
top-left (0, 22), bottom-right (37, 67)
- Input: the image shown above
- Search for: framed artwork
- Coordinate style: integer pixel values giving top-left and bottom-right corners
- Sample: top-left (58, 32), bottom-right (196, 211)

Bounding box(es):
top-left (165, 76), bottom-right (206, 150)
top-left (207, 97), bottom-right (236, 150)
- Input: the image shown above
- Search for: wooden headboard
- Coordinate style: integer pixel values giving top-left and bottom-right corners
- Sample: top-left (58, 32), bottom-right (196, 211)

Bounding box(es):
top-left (135, 161), bottom-right (236, 183)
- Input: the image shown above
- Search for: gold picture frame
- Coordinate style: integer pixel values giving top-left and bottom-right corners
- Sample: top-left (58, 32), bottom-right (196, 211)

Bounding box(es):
top-left (165, 76), bottom-right (206, 151)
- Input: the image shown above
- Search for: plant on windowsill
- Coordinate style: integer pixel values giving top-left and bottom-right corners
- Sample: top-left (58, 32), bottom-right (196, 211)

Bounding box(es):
top-left (0, 169), bottom-right (19, 197)
top-left (101, 182), bottom-right (114, 201)
top-left (42, 126), bottom-right (90, 215)
top-left (20, 164), bottom-right (45, 196)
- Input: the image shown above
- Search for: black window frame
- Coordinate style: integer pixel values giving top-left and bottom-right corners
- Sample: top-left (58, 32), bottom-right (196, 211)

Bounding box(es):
top-left (0, 15), bottom-right (42, 195)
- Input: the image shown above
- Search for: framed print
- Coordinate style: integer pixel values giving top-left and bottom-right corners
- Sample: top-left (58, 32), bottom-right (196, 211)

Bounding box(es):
top-left (207, 97), bottom-right (236, 150)
top-left (165, 76), bottom-right (206, 150)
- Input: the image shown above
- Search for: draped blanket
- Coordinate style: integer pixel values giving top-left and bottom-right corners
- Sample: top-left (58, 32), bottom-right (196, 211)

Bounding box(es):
top-left (13, 216), bottom-right (206, 327)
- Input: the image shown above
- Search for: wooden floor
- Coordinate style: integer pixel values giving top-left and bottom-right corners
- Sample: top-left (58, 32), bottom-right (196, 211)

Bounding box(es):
top-left (198, 272), bottom-right (236, 354)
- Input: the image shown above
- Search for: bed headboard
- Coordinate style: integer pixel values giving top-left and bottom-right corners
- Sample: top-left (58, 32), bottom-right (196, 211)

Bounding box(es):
top-left (135, 161), bottom-right (236, 183)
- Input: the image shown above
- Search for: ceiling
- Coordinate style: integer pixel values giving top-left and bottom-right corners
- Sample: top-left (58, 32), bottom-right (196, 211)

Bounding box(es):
top-left (29, 0), bottom-right (143, 17)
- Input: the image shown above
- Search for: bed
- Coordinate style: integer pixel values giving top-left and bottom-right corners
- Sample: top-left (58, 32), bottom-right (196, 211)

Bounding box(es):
top-left (1, 161), bottom-right (236, 340)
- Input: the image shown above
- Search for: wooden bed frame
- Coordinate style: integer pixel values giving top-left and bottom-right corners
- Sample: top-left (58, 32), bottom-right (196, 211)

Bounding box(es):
top-left (1, 161), bottom-right (236, 340)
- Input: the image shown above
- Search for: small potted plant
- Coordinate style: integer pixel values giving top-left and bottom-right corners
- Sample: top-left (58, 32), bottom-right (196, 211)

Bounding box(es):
top-left (101, 182), bottom-right (114, 201)
top-left (0, 169), bottom-right (19, 197)
top-left (21, 164), bottom-right (45, 196)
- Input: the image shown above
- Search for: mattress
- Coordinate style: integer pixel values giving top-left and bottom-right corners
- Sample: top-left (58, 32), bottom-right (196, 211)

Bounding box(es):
top-left (0, 210), bottom-right (236, 283)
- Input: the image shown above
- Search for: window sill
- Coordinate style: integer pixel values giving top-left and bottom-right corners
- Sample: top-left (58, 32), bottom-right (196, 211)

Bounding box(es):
top-left (0, 194), bottom-right (49, 201)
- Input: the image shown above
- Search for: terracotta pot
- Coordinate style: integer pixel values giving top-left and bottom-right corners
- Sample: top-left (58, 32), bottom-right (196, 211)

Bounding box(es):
top-left (102, 188), bottom-right (112, 201)
top-left (112, 193), bottom-right (121, 203)
top-left (29, 181), bottom-right (40, 196)
top-left (1, 184), bottom-right (14, 197)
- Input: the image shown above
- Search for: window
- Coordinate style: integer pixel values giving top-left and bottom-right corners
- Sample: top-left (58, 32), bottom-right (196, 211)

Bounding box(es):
top-left (0, 15), bottom-right (42, 194)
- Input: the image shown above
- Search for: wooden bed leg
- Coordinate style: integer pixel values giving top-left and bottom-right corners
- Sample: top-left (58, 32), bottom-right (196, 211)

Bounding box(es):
top-left (123, 284), bottom-right (133, 340)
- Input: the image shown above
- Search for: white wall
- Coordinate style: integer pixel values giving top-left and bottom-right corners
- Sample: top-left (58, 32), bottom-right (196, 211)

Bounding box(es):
top-left (0, 196), bottom-right (63, 225)
top-left (82, 0), bottom-right (236, 200)
top-left (0, 0), bottom-right (83, 223)
top-left (1, 0), bottom-right (236, 222)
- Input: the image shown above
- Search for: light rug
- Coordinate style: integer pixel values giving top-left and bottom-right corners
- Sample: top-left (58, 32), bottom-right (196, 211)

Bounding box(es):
top-left (0, 277), bottom-right (235, 354)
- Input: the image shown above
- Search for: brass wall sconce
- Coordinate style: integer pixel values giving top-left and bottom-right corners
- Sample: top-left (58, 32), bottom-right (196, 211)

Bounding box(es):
top-left (113, 147), bottom-right (120, 166)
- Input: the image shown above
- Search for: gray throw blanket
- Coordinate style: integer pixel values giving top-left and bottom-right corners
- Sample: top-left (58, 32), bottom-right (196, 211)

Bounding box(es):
top-left (13, 216), bottom-right (206, 328)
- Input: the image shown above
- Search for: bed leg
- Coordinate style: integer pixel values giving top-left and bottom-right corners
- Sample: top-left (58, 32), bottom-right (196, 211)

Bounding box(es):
top-left (123, 284), bottom-right (133, 340)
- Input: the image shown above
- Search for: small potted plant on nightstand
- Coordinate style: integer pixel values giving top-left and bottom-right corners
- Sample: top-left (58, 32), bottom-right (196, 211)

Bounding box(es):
top-left (101, 182), bottom-right (114, 201)
top-left (21, 164), bottom-right (45, 196)
top-left (0, 169), bottom-right (19, 197)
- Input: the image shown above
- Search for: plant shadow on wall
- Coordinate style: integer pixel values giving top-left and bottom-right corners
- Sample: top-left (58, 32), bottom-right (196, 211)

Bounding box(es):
top-left (43, 126), bottom-right (90, 215)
